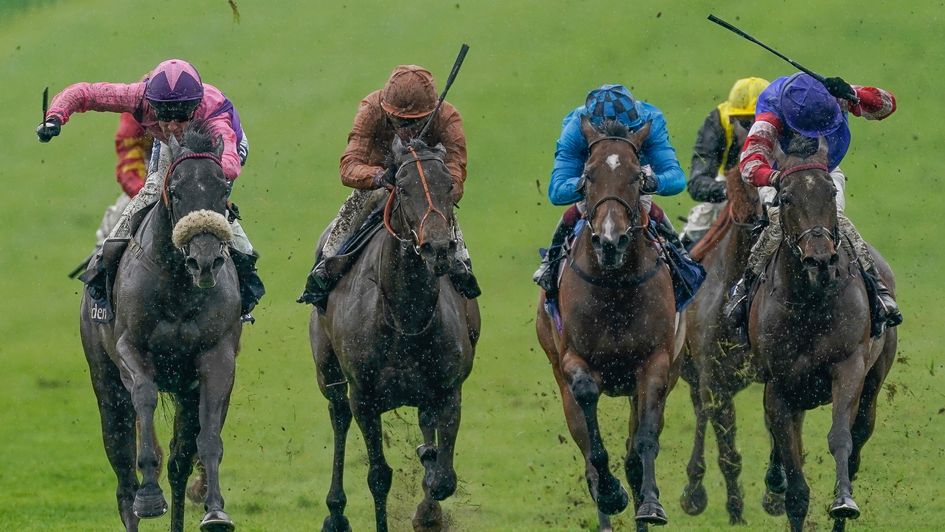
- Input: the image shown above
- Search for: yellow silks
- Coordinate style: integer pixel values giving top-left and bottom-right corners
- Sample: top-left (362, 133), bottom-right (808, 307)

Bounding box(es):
top-left (716, 77), bottom-right (770, 172)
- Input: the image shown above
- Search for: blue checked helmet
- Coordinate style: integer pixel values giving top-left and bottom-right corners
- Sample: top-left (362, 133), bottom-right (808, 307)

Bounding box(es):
top-left (584, 84), bottom-right (641, 128)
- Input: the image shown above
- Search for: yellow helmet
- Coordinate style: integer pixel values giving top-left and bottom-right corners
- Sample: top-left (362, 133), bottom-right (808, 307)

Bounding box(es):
top-left (725, 77), bottom-right (770, 116)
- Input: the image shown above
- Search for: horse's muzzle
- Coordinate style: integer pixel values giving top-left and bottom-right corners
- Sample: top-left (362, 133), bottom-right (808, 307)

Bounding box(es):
top-left (592, 232), bottom-right (630, 270)
top-left (419, 239), bottom-right (456, 277)
top-left (184, 233), bottom-right (228, 289)
top-left (801, 252), bottom-right (840, 287)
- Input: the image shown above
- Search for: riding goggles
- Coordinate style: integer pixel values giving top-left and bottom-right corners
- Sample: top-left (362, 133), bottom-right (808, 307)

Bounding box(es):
top-left (150, 99), bottom-right (201, 123)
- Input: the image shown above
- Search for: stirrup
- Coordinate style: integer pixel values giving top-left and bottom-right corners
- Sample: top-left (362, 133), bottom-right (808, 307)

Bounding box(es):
top-left (240, 313), bottom-right (256, 324)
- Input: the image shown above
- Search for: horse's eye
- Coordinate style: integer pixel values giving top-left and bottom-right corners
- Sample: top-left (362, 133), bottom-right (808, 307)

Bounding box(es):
top-left (397, 186), bottom-right (408, 196)
top-left (779, 195), bottom-right (792, 206)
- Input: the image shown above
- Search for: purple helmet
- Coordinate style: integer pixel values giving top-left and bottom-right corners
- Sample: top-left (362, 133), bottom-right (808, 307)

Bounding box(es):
top-left (780, 73), bottom-right (843, 137)
top-left (145, 59), bottom-right (204, 121)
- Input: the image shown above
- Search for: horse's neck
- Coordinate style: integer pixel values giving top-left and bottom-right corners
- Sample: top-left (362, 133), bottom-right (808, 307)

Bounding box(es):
top-left (378, 234), bottom-right (439, 328)
top-left (140, 202), bottom-right (184, 272)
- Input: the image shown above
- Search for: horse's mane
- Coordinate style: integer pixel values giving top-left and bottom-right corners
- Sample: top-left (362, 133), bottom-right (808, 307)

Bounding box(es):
top-left (595, 119), bottom-right (630, 139)
top-left (784, 133), bottom-right (820, 159)
top-left (181, 120), bottom-right (219, 154)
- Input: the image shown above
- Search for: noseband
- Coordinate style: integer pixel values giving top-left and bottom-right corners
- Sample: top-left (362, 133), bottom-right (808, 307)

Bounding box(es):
top-left (778, 162), bottom-right (840, 257)
top-left (583, 136), bottom-right (648, 237)
top-left (383, 146), bottom-right (453, 252)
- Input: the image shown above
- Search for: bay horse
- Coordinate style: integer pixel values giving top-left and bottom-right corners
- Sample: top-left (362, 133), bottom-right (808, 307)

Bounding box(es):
top-left (309, 137), bottom-right (480, 532)
top-left (536, 116), bottom-right (685, 531)
top-left (678, 122), bottom-right (786, 522)
top-left (80, 122), bottom-right (242, 532)
top-left (750, 136), bottom-right (897, 532)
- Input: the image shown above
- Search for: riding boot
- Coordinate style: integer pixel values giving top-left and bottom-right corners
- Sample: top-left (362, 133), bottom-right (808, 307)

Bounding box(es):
top-left (297, 257), bottom-right (334, 312)
top-left (533, 217), bottom-right (573, 299)
top-left (863, 265), bottom-right (903, 336)
top-left (449, 259), bottom-right (482, 299)
top-left (79, 238), bottom-right (129, 301)
top-left (724, 268), bottom-right (758, 327)
top-left (230, 249), bottom-right (266, 324)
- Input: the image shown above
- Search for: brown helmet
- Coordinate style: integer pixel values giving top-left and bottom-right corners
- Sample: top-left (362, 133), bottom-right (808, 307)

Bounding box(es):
top-left (380, 65), bottom-right (437, 119)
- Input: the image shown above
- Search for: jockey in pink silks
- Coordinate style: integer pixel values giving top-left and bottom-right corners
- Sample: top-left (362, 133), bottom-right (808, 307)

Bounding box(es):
top-left (37, 59), bottom-right (264, 322)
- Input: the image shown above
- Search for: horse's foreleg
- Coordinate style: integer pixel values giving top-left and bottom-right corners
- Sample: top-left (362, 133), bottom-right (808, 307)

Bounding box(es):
top-left (168, 393), bottom-right (200, 532)
top-left (323, 384), bottom-right (353, 532)
top-left (195, 347), bottom-right (236, 532)
top-left (561, 351), bottom-right (628, 516)
top-left (827, 354), bottom-right (867, 521)
top-left (429, 389), bottom-right (462, 502)
top-left (705, 387), bottom-right (745, 524)
top-left (351, 401), bottom-right (393, 532)
top-left (88, 357), bottom-right (141, 531)
top-left (679, 365), bottom-right (708, 516)
top-left (117, 339), bottom-right (166, 520)
top-left (761, 392), bottom-right (786, 516)
top-left (631, 350), bottom-right (670, 526)
top-left (766, 385), bottom-right (808, 532)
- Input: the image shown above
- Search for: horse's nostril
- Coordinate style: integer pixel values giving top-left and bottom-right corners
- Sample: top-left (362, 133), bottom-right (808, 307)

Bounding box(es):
top-left (802, 257), bottom-right (819, 269)
top-left (591, 234), bottom-right (601, 247)
top-left (618, 234), bottom-right (630, 249)
top-left (185, 257), bottom-right (199, 272)
top-left (212, 257), bottom-right (225, 270)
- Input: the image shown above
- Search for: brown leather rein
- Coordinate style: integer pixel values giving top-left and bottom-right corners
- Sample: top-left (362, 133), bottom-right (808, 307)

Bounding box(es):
top-left (382, 146), bottom-right (452, 251)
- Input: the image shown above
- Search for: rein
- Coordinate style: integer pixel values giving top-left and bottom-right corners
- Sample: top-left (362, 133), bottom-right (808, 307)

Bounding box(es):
top-left (569, 255), bottom-right (664, 290)
top-left (161, 152), bottom-right (223, 207)
top-left (382, 147), bottom-right (452, 250)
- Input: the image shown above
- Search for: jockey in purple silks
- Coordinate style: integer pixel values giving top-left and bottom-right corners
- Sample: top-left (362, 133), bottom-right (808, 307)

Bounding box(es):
top-left (37, 59), bottom-right (264, 322)
top-left (724, 72), bottom-right (902, 336)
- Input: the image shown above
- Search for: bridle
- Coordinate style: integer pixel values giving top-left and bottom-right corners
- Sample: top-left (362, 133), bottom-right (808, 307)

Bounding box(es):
top-left (582, 136), bottom-right (648, 237)
top-left (778, 161), bottom-right (840, 258)
top-left (383, 146), bottom-right (453, 253)
top-left (160, 151), bottom-right (229, 256)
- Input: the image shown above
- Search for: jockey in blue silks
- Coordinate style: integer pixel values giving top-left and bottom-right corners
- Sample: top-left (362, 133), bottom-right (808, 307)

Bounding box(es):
top-left (534, 84), bottom-right (691, 301)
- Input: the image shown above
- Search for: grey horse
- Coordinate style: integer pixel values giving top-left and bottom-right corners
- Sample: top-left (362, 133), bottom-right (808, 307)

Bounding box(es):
top-left (310, 137), bottom-right (480, 532)
top-left (80, 122), bottom-right (242, 532)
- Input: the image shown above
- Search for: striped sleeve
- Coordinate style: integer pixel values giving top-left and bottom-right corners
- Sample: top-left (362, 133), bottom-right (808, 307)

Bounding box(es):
top-left (843, 85), bottom-right (896, 120)
top-left (739, 112), bottom-right (781, 187)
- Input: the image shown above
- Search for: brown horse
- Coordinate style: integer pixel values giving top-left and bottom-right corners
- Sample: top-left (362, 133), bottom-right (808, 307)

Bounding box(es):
top-left (80, 123), bottom-right (242, 532)
top-left (678, 122), bottom-right (786, 522)
top-left (537, 117), bottom-right (685, 531)
top-left (750, 137), bottom-right (897, 532)
top-left (309, 137), bottom-right (480, 532)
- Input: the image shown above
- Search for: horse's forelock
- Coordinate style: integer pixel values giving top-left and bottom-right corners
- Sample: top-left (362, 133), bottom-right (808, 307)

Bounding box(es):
top-left (180, 120), bottom-right (218, 154)
top-left (596, 119), bottom-right (630, 139)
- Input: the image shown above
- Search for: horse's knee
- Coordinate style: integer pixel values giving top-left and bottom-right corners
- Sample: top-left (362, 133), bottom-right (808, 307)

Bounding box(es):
top-left (367, 463), bottom-right (393, 496)
top-left (718, 448), bottom-right (743, 478)
top-left (827, 427), bottom-right (853, 456)
top-left (634, 432), bottom-right (660, 458)
top-left (569, 372), bottom-right (599, 408)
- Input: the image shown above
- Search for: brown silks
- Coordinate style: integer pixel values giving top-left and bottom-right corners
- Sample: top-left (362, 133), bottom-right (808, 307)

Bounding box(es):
top-left (383, 146), bottom-right (450, 248)
top-left (689, 203), bottom-right (734, 262)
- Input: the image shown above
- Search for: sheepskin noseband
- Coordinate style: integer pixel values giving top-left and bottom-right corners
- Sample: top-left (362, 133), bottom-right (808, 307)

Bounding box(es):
top-left (172, 209), bottom-right (233, 248)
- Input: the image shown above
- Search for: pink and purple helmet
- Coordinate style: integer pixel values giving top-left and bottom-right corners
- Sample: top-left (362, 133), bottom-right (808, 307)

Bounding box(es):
top-left (145, 59), bottom-right (204, 121)
top-left (780, 73), bottom-right (843, 138)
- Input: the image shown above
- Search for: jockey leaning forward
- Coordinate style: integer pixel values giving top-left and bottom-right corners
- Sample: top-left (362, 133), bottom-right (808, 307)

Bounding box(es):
top-left (724, 72), bottom-right (903, 334)
top-left (297, 64), bottom-right (480, 310)
top-left (533, 84), bottom-right (693, 301)
top-left (680, 77), bottom-right (769, 249)
top-left (37, 59), bottom-right (264, 322)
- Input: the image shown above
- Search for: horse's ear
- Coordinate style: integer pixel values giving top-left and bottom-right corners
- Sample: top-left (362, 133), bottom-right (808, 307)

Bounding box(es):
top-left (814, 136), bottom-right (829, 164)
top-left (391, 135), bottom-right (406, 163)
top-left (212, 135), bottom-right (224, 158)
top-left (168, 134), bottom-right (182, 159)
top-left (630, 120), bottom-right (652, 149)
top-left (580, 115), bottom-right (602, 143)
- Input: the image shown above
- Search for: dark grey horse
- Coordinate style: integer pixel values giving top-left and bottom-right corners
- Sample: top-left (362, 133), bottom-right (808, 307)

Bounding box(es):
top-left (80, 123), bottom-right (242, 532)
top-left (310, 137), bottom-right (480, 532)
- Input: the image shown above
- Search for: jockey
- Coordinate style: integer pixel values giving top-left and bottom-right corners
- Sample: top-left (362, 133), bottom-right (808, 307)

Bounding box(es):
top-left (297, 64), bottom-right (480, 309)
top-left (680, 77), bottom-right (770, 249)
top-left (37, 59), bottom-right (264, 322)
top-left (533, 84), bottom-right (687, 300)
top-left (724, 72), bottom-right (902, 334)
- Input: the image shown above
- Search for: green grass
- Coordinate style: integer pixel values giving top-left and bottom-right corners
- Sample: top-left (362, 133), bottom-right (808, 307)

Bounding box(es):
top-left (1, 0), bottom-right (943, 530)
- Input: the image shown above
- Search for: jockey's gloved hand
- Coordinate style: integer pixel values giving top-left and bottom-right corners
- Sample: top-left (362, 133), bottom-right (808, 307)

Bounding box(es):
top-left (823, 77), bottom-right (858, 102)
top-left (641, 166), bottom-right (659, 195)
top-left (372, 167), bottom-right (396, 190)
top-left (36, 116), bottom-right (62, 143)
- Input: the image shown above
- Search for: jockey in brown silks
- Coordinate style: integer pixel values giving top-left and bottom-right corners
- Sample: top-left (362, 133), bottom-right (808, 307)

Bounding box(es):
top-left (724, 72), bottom-right (903, 336)
top-left (298, 65), bottom-right (480, 309)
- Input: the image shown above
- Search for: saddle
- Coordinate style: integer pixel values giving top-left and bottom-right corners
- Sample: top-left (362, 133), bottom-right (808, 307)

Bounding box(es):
top-left (320, 209), bottom-right (386, 283)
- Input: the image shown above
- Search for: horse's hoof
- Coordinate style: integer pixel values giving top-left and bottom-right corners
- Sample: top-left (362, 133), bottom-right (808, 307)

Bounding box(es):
top-left (412, 498), bottom-right (444, 531)
top-left (679, 483), bottom-right (707, 515)
top-left (761, 489), bottom-right (785, 516)
top-left (321, 514), bottom-right (351, 532)
top-left (596, 481), bottom-right (629, 516)
top-left (635, 499), bottom-right (668, 525)
top-left (132, 487), bottom-right (167, 519)
top-left (829, 496), bottom-right (860, 520)
top-left (200, 510), bottom-right (235, 532)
